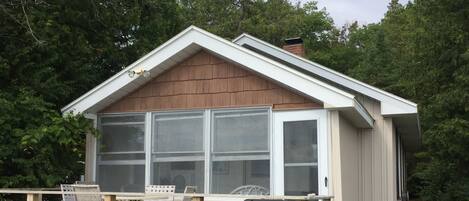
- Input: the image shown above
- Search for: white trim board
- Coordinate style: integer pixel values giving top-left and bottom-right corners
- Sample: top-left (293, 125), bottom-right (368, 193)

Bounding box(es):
top-left (233, 33), bottom-right (418, 116)
top-left (61, 26), bottom-right (373, 128)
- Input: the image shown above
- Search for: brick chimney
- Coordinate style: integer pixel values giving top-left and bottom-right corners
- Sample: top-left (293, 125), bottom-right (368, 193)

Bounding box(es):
top-left (283, 37), bottom-right (305, 57)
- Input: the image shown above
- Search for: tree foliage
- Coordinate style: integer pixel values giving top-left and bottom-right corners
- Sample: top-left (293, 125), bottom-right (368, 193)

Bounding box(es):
top-left (0, 90), bottom-right (95, 187)
top-left (0, 0), bottom-right (182, 190)
top-left (337, 0), bottom-right (469, 200)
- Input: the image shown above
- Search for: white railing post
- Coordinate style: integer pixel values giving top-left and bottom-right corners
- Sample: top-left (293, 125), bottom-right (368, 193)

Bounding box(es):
top-left (103, 194), bottom-right (116, 201)
top-left (26, 193), bottom-right (41, 201)
top-left (191, 195), bottom-right (204, 201)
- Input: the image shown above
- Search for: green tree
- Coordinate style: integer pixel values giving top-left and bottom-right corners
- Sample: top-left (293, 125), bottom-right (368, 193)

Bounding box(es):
top-left (406, 0), bottom-right (469, 200)
top-left (0, 90), bottom-right (95, 188)
top-left (341, 0), bottom-right (469, 200)
top-left (0, 0), bottom-right (182, 192)
top-left (179, 0), bottom-right (337, 60)
top-left (0, 0), bottom-right (182, 106)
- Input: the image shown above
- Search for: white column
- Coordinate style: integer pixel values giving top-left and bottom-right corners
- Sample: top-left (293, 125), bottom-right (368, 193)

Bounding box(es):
top-left (203, 109), bottom-right (211, 193)
top-left (145, 112), bottom-right (152, 186)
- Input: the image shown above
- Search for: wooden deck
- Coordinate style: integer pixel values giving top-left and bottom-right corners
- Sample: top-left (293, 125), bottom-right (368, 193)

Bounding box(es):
top-left (0, 189), bottom-right (333, 201)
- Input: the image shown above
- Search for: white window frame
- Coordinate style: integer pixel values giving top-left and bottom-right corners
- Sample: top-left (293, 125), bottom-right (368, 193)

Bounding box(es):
top-left (149, 110), bottom-right (206, 189)
top-left (210, 108), bottom-right (271, 154)
top-left (95, 113), bottom-right (147, 191)
top-left (209, 108), bottom-right (271, 194)
top-left (96, 113), bottom-right (146, 162)
top-left (272, 109), bottom-right (329, 196)
top-left (95, 108), bottom-right (329, 195)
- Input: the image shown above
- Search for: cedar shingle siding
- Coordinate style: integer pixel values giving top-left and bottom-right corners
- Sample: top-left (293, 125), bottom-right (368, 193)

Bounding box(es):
top-left (100, 51), bottom-right (321, 113)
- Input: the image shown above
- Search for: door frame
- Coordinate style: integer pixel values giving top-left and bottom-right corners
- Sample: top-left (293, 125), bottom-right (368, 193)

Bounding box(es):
top-left (272, 109), bottom-right (329, 196)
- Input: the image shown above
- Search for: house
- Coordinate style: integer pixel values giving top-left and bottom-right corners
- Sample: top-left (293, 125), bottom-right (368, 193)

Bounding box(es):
top-left (62, 26), bottom-right (420, 201)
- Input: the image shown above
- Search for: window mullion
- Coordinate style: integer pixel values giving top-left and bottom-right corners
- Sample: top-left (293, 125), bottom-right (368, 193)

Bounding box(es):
top-left (204, 109), bottom-right (211, 194)
top-left (145, 112), bottom-right (152, 186)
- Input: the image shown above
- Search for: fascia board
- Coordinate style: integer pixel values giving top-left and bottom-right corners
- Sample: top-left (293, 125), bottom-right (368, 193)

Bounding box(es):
top-left (233, 34), bottom-right (418, 116)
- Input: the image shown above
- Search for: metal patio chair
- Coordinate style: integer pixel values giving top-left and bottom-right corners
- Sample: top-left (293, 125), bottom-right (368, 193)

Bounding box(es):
top-left (230, 185), bottom-right (269, 195)
top-left (145, 185), bottom-right (176, 201)
top-left (61, 184), bottom-right (77, 201)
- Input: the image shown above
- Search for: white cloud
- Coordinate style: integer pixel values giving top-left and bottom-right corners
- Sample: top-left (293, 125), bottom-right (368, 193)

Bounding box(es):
top-left (295, 0), bottom-right (409, 26)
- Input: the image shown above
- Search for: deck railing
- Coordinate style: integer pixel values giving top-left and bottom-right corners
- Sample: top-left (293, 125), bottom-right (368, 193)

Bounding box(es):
top-left (0, 189), bottom-right (333, 201)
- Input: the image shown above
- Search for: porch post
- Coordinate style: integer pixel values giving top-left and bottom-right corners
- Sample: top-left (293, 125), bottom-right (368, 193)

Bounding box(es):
top-left (84, 113), bottom-right (97, 182)
top-left (191, 196), bottom-right (204, 201)
top-left (103, 195), bottom-right (116, 201)
top-left (26, 193), bottom-right (41, 201)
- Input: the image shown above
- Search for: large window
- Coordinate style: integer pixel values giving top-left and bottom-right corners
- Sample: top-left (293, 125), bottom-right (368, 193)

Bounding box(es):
top-left (97, 114), bottom-right (145, 192)
top-left (152, 112), bottom-right (205, 193)
top-left (211, 110), bottom-right (270, 194)
top-left (96, 108), bottom-right (326, 195)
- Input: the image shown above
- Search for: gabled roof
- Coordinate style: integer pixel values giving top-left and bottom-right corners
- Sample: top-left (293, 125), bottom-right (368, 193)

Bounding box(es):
top-left (62, 26), bottom-right (373, 128)
top-left (233, 33), bottom-right (418, 116)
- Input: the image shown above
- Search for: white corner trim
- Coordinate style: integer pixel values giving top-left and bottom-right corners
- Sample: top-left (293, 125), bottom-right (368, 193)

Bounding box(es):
top-left (233, 33), bottom-right (418, 116)
top-left (62, 26), bottom-right (361, 115)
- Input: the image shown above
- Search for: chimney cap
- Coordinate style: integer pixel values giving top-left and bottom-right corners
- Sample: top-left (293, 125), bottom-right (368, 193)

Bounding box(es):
top-left (284, 37), bottom-right (303, 45)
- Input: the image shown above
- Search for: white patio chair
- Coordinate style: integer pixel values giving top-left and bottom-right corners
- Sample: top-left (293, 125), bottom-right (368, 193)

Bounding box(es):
top-left (181, 186), bottom-right (197, 201)
top-left (61, 184), bottom-right (77, 201)
top-left (230, 185), bottom-right (269, 195)
top-left (145, 185), bottom-right (175, 201)
top-left (72, 184), bottom-right (102, 201)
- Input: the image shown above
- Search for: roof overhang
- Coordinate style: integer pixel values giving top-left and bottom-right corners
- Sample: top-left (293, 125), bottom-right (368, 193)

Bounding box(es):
top-left (62, 26), bottom-right (373, 128)
top-left (393, 114), bottom-right (421, 152)
top-left (233, 33), bottom-right (420, 147)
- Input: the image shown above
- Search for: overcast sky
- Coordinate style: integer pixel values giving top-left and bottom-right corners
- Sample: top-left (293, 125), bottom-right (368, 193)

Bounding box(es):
top-left (297, 0), bottom-right (409, 26)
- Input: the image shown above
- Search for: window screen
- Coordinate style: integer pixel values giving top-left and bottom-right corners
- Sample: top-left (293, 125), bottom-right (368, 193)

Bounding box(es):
top-left (152, 112), bottom-right (205, 193)
top-left (97, 114), bottom-right (145, 192)
top-left (154, 112), bottom-right (204, 153)
top-left (283, 120), bottom-right (318, 195)
top-left (211, 109), bottom-right (270, 194)
top-left (98, 165), bottom-right (145, 192)
top-left (213, 110), bottom-right (269, 153)
top-left (96, 108), bottom-right (275, 194)
top-left (101, 124), bottom-right (144, 152)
